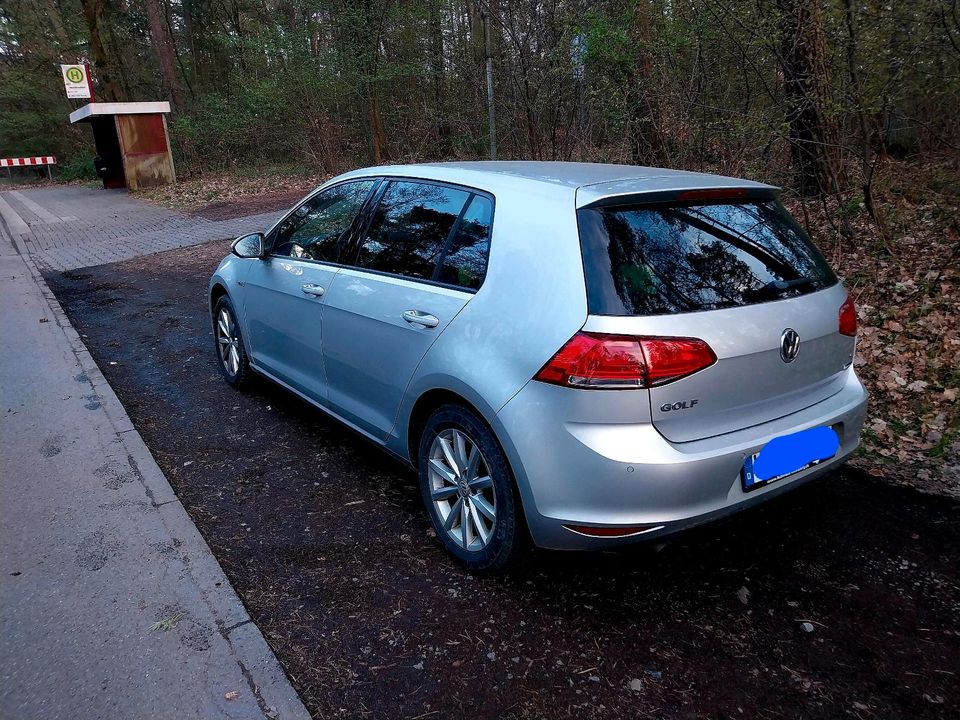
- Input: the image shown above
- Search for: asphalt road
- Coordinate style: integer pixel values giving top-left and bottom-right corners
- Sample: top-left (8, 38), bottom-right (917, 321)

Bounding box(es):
top-left (47, 240), bottom-right (960, 720)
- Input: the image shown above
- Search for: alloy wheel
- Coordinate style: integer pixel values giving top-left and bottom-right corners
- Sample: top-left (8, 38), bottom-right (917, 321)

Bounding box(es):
top-left (428, 428), bottom-right (497, 551)
top-left (216, 308), bottom-right (241, 376)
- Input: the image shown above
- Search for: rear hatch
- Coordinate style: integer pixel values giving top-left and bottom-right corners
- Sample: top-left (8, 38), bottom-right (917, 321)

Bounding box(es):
top-left (576, 189), bottom-right (856, 443)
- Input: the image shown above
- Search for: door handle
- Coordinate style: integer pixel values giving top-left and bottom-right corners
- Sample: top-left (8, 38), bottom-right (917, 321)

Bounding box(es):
top-left (301, 283), bottom-right (325, 297)
top-left (402, 310), bottom-right (440, 328)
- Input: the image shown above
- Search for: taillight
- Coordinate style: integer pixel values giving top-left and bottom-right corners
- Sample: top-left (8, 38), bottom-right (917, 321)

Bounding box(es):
top-left (534, 332), bottom-right (717, 389)
top-left (839, 295), bottom-right (857, 336)
top-left (642, 336), bottom-right (718, 385)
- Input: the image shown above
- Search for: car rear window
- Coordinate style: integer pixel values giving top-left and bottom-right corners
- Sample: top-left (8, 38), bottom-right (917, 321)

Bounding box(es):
top-left (436, 194), bottom-right (493, 290)
top-left (577, 200), bottom-right (838, 316)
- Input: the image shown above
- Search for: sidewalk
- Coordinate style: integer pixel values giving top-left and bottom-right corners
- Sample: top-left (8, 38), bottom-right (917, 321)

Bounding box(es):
top-left (0, 197), bottom-right (309, 719)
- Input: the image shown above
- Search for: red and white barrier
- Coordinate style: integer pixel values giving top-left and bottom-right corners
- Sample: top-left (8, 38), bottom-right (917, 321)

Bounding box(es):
top-left (1, 156), bottom-right (57, 168)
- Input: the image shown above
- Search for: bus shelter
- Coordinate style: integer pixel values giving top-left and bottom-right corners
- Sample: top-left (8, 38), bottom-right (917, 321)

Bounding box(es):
top-left (69, 102), bottom-right (175, 190)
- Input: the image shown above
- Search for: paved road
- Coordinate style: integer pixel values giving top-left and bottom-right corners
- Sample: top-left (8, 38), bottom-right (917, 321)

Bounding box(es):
top-left (0, 185), bottom-right (282, 271)
top-left (0, 189), bottom-right (306, 720)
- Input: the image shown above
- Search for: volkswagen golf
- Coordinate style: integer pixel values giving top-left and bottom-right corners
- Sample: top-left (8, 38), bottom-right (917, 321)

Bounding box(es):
top-left (209, 162), bottom-right (867, 571)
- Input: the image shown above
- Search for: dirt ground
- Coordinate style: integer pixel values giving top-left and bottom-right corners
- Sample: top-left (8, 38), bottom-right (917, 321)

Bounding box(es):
top-left (47, 241), bottom-right (959, 720)
top-left (183, 188), bottom-right (312, 221)
top-left (137, 167), bottom-right (328, 218)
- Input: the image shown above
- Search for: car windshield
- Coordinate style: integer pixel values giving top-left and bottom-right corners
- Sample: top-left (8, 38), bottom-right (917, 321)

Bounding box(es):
top-left (577, 200), bottom-right (837, 316)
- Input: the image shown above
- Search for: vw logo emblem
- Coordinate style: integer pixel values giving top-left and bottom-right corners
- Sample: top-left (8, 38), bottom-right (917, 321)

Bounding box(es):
top-left (780, 328), bottom-right (800, 363)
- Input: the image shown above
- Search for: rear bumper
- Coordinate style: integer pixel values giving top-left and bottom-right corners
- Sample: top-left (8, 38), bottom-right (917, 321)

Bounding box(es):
top-left (494, 366), bottom-right (868, 550)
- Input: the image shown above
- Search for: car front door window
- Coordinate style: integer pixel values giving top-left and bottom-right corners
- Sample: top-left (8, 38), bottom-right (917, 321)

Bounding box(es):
top-left (271, 180), bottom-right (376, 262)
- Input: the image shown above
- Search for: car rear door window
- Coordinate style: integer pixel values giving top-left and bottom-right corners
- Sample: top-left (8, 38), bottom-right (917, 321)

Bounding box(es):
top-left (436, 194), bottom-right (493, 290)
top-left (577, 200), bottom-right (838, 316)
top-left (354, 181), bottom-right (470, 281)
top-left (271, 180), bottom-right (376, 262)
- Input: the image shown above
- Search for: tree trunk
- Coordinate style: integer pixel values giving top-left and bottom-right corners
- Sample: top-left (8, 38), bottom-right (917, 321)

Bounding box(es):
top-left (345, 0), bottom-right (388, 164)
top-left (429, 1), bottom-right (451, 156)
top-left (44, 0), bottom-right (70, 49)
top-left (366, 88), bottom-right (388, 164)
top-left (883, 3), bottom-right (918, 155)
top-left (842, 0), bottom-right (883, 233)
top-left (310, 16), bottom-right (321, 57)
top-left (80, 0), bottom-right (128, 102)
top-left (628, 0), bottom-right (664, 166)
top-left (144, 0), bottom-right (182, 109)
top-left (777, 0), bottom-right (842, 195)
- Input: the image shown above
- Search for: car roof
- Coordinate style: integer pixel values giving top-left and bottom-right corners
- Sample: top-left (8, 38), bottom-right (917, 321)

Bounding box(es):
top-left (337, 161), bottom-right (778, 207)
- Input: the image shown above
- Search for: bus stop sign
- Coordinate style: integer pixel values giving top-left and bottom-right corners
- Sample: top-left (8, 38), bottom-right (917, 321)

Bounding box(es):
top-left (61, 64), bottom-right (93, 100)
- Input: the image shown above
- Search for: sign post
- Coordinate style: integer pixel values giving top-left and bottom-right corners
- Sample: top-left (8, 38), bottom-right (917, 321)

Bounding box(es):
top-left (61, 64), bottom-right (94, 100)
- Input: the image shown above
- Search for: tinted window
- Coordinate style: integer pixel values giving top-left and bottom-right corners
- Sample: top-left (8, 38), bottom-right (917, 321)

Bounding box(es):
top-left (355, 181), bottom-right (469, 280)
top-left (578, 200), bottom-right (837, 316)
top-left (436, 195), bottom-right (493, 290)
top-left (271, 180), bottom-right (375, 261)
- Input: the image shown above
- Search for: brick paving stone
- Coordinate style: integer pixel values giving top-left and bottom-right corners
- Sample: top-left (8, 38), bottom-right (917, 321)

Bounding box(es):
top-left (1, 186), bottom-right (284, 272)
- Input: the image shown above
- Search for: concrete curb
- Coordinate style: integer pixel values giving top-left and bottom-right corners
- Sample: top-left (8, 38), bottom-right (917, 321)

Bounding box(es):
top-left (3, 213), bottom-right (310, 720)
top-left (0, 194), bottom-right (31, 237)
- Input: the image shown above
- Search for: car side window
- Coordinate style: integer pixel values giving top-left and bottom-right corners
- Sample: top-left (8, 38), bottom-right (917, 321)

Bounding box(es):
top-left (354, 181), bottom-right (470, 281)
top-left (436, 195), bottom-right (493, 290)
top-left (271, 180), bottom-right (375, 262)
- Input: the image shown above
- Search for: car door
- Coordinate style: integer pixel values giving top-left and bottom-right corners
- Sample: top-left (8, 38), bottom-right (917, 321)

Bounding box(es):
top-left (320, 179), bottom-right (494, 439)
top-left (241, 179), bottom-right (377, 401)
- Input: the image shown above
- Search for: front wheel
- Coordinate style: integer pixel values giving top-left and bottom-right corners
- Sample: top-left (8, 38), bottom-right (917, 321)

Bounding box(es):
top-left (213, 295), bottom-right (250, 388)
top-left (418, 405), bottom-right (524, 572)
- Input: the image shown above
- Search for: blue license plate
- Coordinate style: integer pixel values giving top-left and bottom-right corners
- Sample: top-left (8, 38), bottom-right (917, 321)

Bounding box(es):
top-left (742, 426), bottom-right (839, 492)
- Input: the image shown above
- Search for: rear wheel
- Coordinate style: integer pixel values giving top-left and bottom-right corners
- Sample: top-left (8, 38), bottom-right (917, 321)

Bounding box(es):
top-left (418, 404), bottom-right (523, 572)
top-left (213, 296), bottom-right (250, 388)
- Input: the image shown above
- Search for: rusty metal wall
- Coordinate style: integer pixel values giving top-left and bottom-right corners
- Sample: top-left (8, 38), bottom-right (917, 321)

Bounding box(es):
top-left (115, 114), bottom-right (175, 190)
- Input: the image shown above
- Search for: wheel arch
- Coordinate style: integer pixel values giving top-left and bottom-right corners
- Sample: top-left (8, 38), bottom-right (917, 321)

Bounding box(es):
top-left (210, 282), bottom-right (229, 314)
top-left (404, 386), bottom-right (502, 470)
top-left (209, 280), bottom-right (255, 361)
top-left (405, 384), bottom-right (536, 559)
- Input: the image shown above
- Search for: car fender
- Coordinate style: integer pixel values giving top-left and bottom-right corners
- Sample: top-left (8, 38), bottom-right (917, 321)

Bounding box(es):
top-left (208, 256), bottom-right (254, 356)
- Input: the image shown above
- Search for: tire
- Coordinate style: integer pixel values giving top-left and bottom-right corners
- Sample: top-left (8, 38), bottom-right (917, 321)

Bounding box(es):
top-left (418, 404), bottom-right (524, 572)
top-left (213, 295), bottom-right (251, 388)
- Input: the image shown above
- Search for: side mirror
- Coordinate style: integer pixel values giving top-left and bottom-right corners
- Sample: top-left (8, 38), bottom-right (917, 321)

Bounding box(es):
top-left (231, 233), bottom-right (264, 259)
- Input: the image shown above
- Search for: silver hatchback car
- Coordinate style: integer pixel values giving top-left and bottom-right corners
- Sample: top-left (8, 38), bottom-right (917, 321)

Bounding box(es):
top-left (210, 162), bottom-right (867, 570)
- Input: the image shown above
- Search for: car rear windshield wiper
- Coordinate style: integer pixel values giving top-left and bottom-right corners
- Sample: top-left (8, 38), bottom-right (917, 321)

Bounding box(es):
top-left (748, 276), bottom-right (817, 300)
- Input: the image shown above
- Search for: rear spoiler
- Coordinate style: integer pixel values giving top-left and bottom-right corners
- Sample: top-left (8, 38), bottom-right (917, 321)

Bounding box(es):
top-left (576, 178), bottom-right (780, 209)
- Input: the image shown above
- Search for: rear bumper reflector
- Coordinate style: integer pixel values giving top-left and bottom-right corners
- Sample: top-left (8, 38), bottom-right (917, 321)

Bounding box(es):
top-left (563, 524), bottom-right (664, 538)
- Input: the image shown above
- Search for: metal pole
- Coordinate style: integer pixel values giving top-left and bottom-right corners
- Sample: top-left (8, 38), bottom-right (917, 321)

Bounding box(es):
top-left (482, 8), bottom-right (497, 160)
